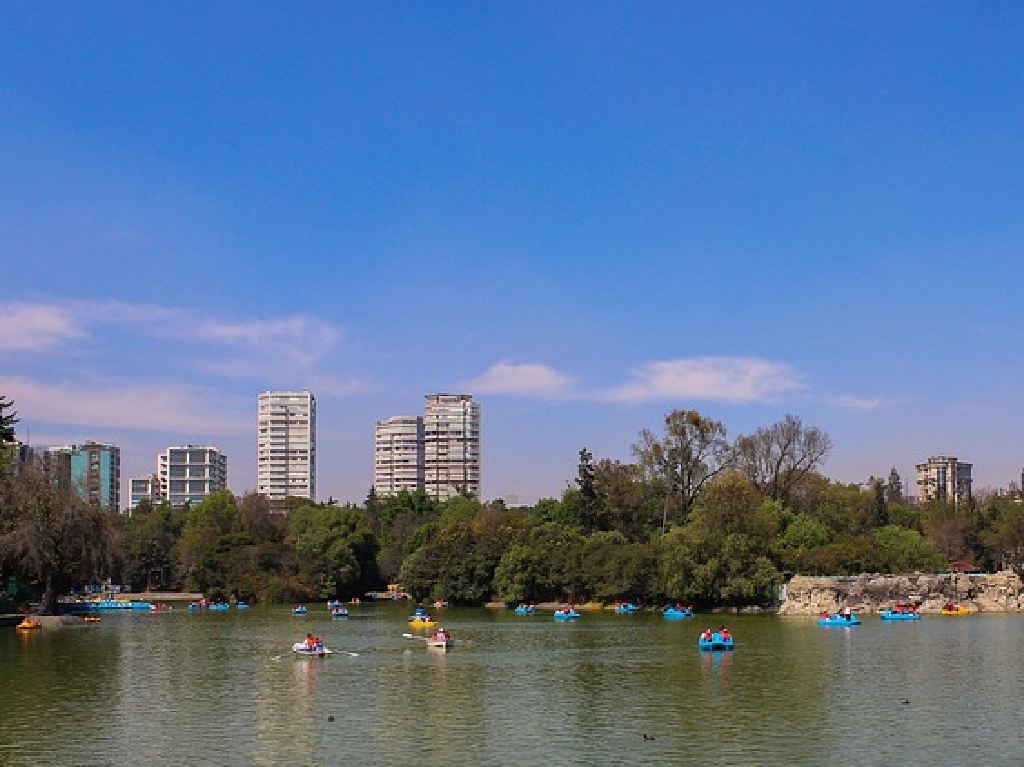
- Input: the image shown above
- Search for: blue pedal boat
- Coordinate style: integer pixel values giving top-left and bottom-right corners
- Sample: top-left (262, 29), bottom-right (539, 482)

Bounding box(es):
top-left (209, 602), bottom-right (230, 612)
top-left (880, 610), bottom-right (921, 621)
top-left (818, 613), bottom-right (861, 626)
top-left (663, 607), bottom-right (694, 620)
top-left (553, 609), bottom-right (580, 621)
top-left (513, 604), bottom-right (535, 615)
top-left (293, 605), bottom-right (308, 616)
top-left (331, 607), bottom-right (349, 618)
top-left (698, 632), bottom-right (735, 651)
top-left (614, 603), bottom-right (640, 614)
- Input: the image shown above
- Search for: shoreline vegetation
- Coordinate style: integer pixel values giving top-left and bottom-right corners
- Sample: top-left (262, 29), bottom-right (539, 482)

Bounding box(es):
top-left (4, 401), bottom-right (1024, 614)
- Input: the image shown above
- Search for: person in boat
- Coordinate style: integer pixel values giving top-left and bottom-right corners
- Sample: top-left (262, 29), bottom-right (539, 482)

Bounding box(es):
top-left (701, 628), bottom-right (713, 641)
top-left (840, 605), bottom-right (851, 617)
top-left (304, 633), bottom-right (315, 650)
top-left (719, 626), bottom-right (732, 641)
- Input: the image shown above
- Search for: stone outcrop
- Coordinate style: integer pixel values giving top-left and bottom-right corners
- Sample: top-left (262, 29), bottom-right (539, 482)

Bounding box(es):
top-left (779, 571), bottom-right (1024, 614)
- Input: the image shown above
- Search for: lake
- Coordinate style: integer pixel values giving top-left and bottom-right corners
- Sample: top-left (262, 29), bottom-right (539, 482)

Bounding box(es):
top-left (2, 604), bottom-right (1023, 766)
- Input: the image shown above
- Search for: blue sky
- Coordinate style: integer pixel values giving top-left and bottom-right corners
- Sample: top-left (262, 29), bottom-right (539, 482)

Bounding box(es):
top-left (3, 4), bottom-right (1024, 503)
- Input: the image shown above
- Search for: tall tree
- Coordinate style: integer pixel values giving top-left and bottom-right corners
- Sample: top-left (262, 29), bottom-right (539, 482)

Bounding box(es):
top-left (733, 414), bottom-right (832, 504)
top-left (0, 466), bottom-right (116, 612)
top-left (886, 467), bottom-right (904, 505)
top-left (575, 447), bottom-right (599, 533)
top-left (633, 410), bottom-right (732, 532)
top-left (0, 396), bottom-right (17, 443)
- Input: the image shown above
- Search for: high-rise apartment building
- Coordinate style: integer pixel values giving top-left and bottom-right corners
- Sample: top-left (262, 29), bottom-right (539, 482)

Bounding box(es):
top-left (374, 416), bottom-right (425, 496)
top-left (916, 455), bottom-right (972, 506)
top-left (40, 442), bottom-right (121, 510)
top-left (423, 393), bottom-right (480, 501)
top-left (129, 475), bottom-right (160, 510)
top-left (158, 446), bottom-right (228, 507)
top-left (257, 390), bottom-right (316, 504)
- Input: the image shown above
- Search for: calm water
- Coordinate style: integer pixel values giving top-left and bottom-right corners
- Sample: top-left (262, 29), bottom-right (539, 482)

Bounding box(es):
top-left (2, 605), bottom-right (1023, 766)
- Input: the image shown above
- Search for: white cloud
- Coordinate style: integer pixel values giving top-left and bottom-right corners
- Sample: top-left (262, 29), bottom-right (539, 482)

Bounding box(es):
top-left (599, 357), bottom-right (804, 403)
top-left (198, 315), bottom-right (340, 365)
top-left (833, 394), bottom-right (885, 411)
top-left (0, 376), bottom-right (250, 434)
top-left (0, 302), bottom-right (83, 351)
top-left (465, 361), bottom-right (574, 397)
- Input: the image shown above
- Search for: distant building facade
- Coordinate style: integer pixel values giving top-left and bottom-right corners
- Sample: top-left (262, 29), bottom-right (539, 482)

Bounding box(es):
top-left (257, 390), bottom-right (316, 504)
top-left (916, 455), bottom-right (972, 506)
top-left (423, 393), bottom-right (480, 501)
top-left (38, 442), bottom-right (121, 511)
top-left (129, 474), bottom-right (160, 510)
top-left (158, 446), bottom-right (228, 507)
top-left (374, 416), bottom-right (425, 496)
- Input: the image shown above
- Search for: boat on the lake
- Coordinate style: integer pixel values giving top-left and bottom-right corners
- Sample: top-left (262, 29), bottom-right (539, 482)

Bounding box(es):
top-left (236, 602), bottom-right (249, 609)
top-left (426, 628), bottom-right (454, 650)
top-left (327, 599), bottom-right (343, 609)
top-left (293, 605), bottom-right (308, 616)
top-left (880, 604), bottom-right (921, 621)
top-left (292, 641), bottom-right (332, 657)
top-left (942, 603), bottom-right (969, 616)
top-left (83, 614), bottom-right (101, 623)
top-left (409, 608), bottom-right (436, 628)
top-left (818, 611), bottom-right (861, 626)
top-left (513, 604), bottom-right (536, 615)
top-left (16, 618), bottom-right (41, 630)
top-left (209, 602), bottom-right (230, 612)
top-left (698, 629), bottom-right (734, 651)
top-left (554, 607), bottom-right (580, 621)
top-left (613, 602), bottom-right (640, 614)
top-left (663, 605), bottom-right (694, 620)
top-left (331, 606), bottom-right (349, 618)
top-left (149, 602), bottom-right (171, 612)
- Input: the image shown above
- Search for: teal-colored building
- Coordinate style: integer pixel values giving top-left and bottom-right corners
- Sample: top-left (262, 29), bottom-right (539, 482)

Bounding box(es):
top-left (46, 442), bottom-right (121, 511)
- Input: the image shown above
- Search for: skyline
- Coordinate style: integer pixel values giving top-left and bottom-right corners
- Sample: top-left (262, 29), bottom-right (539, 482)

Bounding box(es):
top-left (4, 5), bottom-right (1024, 502)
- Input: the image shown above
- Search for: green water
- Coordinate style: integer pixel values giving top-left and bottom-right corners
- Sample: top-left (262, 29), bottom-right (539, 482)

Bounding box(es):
top-left (2, 605), bottom-right (1022, 766)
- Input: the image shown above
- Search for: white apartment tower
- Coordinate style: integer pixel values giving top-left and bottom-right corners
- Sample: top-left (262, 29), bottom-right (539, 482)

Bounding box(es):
top-left (423, 393), bottom-right (480, 501)
top-left (374, 416), bottom-right (425, 496)
top-left (258, 390), bottom-right (316, 503)
top-left (916, 455), bottom-right (972, 506)
top-left (158, 446), bottom-right (228, 507)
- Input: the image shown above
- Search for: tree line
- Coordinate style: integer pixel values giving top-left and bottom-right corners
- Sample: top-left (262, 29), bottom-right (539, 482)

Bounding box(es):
top-left (4, 397), bottom-right (1024, 612)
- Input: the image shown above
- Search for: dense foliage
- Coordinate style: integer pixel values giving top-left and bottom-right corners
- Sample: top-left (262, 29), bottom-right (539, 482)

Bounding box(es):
top-left (5, 396), bottom-right (1024, 610)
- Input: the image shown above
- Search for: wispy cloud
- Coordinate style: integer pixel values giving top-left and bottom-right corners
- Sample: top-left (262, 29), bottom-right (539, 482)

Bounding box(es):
top-left (0, 375), bottom-right (250, 434)
top-left (0, 302), bottom-right (83, 351)
top-left (465, 361), bottom-right (575, 397)
top-left (833, 394), bottom-right (886, 411)
top-left (598, 357), bottom-right (805, 403)
top-left (0, 298), bottom-right (357, 388)
top-left (198, 316), bottom-right (340, 367)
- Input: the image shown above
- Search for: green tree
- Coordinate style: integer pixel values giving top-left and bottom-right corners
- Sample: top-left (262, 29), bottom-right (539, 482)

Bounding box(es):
top-left (493, 523), bottom-right (586, 604)
top-left (633, 410), bottom-right (732, 532)
top-left (289, 504), bottom-right (379, 598)
top-left (734, 414), bottom-right (831, 504)
top-left (657, 473), bottom-right (782, 606)
top-left (0, 466), bottom-right (116, 612)
top-left (575, 447), bottom-right (599, 533)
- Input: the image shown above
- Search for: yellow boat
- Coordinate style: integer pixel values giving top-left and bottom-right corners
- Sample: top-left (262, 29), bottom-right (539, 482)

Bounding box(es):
top-left (16, 618), bottom-right (41, 630)
top-left (408, 616), bottom-right (437, 629)
top-left (941, 604), bottom-right (969, 616)
top-left (83, 615), bottom-right (102, 623)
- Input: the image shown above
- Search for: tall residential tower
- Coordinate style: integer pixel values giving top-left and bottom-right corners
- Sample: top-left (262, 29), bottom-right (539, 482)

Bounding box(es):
top-left (374, 416), bottom-right (425, 496)
top-left (916, 455), bottom-right (972, 506)
top-left (423, 393), bottom-right (480, 501)
top-left (257, 390), bottom-right (316, 504)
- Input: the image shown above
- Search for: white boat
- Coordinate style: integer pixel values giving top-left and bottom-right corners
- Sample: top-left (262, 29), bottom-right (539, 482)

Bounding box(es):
top-left (292, 642), bottom-right (333, 657)
top-left (426, 632), bottom-right (454, 650)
